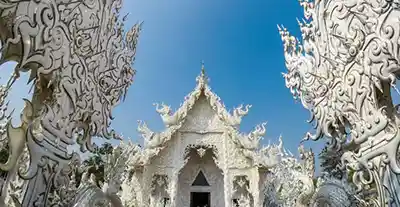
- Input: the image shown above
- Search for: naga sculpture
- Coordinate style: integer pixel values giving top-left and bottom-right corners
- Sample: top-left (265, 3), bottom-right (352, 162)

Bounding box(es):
top-left (311, 174), bottom-right (365, 207)
top-left (263, 144), bottom-right (315, 207)
top-left (280, 0), bottom-right (400, 205)
top-left (230, 122), bottom-right (267, 150)
top-left (154, 103), bottom-right (183, 127)
top-left (137, 120), bottom-right (171, 150)
top-left (0, 0), bottom-right (141, 206)
top-left (225, 104), bottom-right (252, 128)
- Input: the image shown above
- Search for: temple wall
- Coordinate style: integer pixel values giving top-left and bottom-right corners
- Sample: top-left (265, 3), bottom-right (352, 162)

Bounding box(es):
top-left (150, 140), bottom-right (177, 167)
top-left (225, 135), bottom-right (252, 169)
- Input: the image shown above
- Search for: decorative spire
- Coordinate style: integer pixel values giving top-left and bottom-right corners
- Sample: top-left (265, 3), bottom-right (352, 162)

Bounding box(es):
top-left (196, 60), bottom-right (208, 87)
top-left (201, 60), bottom-right (205, 76)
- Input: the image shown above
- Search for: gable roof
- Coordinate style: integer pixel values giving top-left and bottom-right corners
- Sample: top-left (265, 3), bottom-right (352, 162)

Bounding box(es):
top-left (136, 64), bottom-right (266, 163)
top-left (153, 64), bottom-right (249, 129)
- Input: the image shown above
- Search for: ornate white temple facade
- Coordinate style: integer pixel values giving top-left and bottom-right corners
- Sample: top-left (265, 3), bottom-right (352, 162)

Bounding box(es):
top-left (133, 65), bottom-right (279, 207)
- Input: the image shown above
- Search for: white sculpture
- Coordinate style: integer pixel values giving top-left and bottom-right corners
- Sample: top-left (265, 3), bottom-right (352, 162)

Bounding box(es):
top-left (71, 141), bottom-right (142, 207)
top-left (154, 102), bottom-right (184, 127)
top-left (225, 104), bottom-right (252, 128)
top-left (262, 144), bottom-right (315, 207)
top-left (0, 0), bottom-right (370, 205)
top-left (0, 0), bottom-right (141, 206)
top-left (279, 0), bottom-right (400, 205)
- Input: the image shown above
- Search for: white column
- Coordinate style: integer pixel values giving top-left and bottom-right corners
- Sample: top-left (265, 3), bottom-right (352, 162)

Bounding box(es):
top-left (223, 135), bottom-right (231, 207)
top-left (168, 170), bottom-right (179, 206)
top-left (223, 170), bottom-right (231, 207)
top-left (252, 169), bottom-right (261, 207)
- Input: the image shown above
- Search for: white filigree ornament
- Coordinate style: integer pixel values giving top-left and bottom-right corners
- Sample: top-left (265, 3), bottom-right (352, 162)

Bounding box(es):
top-left (196, 147), bottom-right (207, 158)
top-left (0, 0), bottom-right (141, 205)
top-left (280, 0), bottom-right (400, 205)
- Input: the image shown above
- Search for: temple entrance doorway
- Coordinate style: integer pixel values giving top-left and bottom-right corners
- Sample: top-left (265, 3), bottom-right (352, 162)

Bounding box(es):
top-left (190, 192), bottom-right (210, 207)
top-left (178, 147), bottom-right (224, 206)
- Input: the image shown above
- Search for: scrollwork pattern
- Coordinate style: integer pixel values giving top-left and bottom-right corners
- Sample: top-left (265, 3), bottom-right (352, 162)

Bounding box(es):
top-left (280, 0), bottom-right (400, 205)
top-left (0, 0), bottom-right (141, 206)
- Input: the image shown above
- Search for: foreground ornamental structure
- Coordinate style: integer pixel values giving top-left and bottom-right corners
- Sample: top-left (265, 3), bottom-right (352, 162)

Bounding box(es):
top-left (279, 0), bottom-right (400, 206)
top-left (134, 65), bottom-right (271, 207)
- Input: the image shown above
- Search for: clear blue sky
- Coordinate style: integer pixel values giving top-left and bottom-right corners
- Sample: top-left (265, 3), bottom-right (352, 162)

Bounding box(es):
top-left (113, 0), bottom-right (325, 156)
top-left (0, 1), bottom-right (329, 167)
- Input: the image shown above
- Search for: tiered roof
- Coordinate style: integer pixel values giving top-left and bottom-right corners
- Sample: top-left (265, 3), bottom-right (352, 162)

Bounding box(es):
top-left (137, 64), bottom-right (268, 164)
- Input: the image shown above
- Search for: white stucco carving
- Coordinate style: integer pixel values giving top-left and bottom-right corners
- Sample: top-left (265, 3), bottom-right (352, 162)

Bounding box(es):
top-left (118, 65), bottom-right (315, 207)
top-left (279, 0), bottom-right (400, 205)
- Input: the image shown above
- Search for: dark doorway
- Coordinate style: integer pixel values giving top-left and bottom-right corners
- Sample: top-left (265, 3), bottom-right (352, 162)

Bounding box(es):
top-left (190, 192), bottom-right (210, 207)
top-left (192, 171), bottom-right (210, 186)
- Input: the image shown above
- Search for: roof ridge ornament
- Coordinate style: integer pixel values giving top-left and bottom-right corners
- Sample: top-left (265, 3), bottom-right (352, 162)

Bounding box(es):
top-left (196, 61), bottom-right (209, 88)
top-left (201, 60), bottom-right (205, 76)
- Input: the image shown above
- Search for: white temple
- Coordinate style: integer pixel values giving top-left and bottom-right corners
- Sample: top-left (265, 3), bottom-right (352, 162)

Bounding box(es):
top-left (132, 65), bottom-right (281, 207)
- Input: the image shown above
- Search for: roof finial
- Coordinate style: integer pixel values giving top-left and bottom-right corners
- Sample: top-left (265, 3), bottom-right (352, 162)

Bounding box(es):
top-left (201, 60), bottom-right (205, 76)
top-left (196, 60), bottom-right (208, 87)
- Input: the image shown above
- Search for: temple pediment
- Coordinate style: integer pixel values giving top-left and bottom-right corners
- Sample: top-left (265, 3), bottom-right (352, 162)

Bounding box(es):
top-left (151, 65), bottom-right (251, 132)
top-left (136, 64), bottom-right (268, 165)
top-left (179, 94), bottom-right (226, 132)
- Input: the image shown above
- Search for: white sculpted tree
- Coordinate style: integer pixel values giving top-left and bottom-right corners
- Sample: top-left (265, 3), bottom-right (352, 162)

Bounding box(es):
top-left (280, 0), bottom-right (400, 205)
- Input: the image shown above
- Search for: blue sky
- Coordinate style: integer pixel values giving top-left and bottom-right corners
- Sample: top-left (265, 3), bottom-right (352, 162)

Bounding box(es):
top-left (114, 0), bottom-right (324, 154)
top-left (0, 1), bottom-right (327, 167)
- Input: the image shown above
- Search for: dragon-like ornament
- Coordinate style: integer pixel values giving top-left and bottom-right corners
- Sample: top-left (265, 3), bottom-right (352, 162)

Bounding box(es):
top-left (233, 122), bottom-right (267, 150)
top-left (225, 104), bottom-right (252, 128)
top-left (280, 0), bottom-right (400, 205)
top-left (262, 144), bottom-right (315, 207)
top-left (154, 103), bottom-right (184, 127)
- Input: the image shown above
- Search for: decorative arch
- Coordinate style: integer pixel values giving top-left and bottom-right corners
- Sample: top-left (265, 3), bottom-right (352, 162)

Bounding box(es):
top-left (182, 143), bottom-right (223, 171)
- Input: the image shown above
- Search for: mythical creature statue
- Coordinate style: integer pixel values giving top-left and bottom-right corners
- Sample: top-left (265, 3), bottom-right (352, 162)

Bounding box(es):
top-left (298, 145), bottom-right (315, 177)
top-left (280, 0), bottom-right (400, 205)
top-left (154, 102), bottom-right (183, 127)
top-left (256, 136), bottom-right (285, 168)
top-left (137, 120), bottom-right (164, 149)
top-left (0, 0), bottom-right (141, 205)
top-left (233, 122), bottom-right (267, 150)
top-left (311, 173), bottom-right (366, 207)
top-left (226, 104), bottom-right (252, 127)
top-left (263, 143), bottom-right (315, 207)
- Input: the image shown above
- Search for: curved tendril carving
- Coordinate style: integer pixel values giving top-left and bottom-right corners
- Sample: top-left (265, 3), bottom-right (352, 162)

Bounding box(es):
top-left (0, 0), bottom-right (141, 205)
top-left (0, 99), bottom-right (33, 172)
top-left (0, 0), bottom-right (141, 152)
top-left (280, 0), bottom-right (400, 205)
